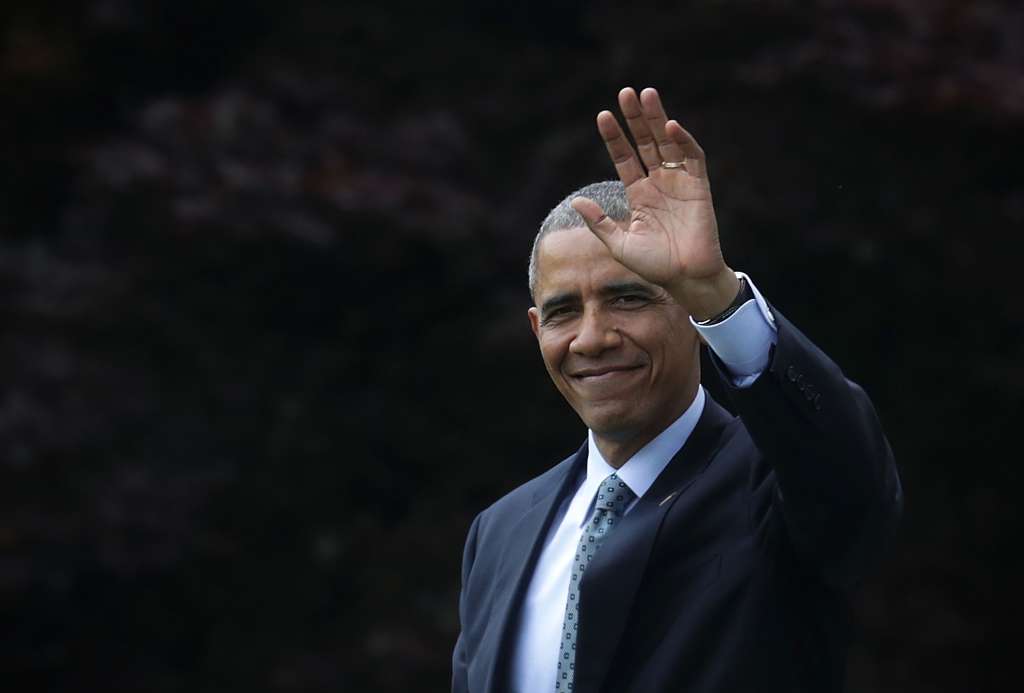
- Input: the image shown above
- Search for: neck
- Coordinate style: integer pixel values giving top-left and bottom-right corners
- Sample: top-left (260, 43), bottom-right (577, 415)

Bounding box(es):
top-left (592, 435), bottom-right (649, 469)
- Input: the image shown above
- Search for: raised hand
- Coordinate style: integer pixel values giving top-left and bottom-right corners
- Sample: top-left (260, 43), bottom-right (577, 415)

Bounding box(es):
top-left (571, 87), bottom-right (740, 321)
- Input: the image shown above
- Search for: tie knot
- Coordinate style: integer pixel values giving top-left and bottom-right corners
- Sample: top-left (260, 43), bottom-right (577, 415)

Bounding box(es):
top-left (594, 473), bottom-right (636, 514)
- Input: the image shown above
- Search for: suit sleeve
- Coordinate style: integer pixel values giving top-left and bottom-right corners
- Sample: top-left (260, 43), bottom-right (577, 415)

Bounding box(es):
top-left (709, 306), bottom-right (903, 591)
top-left (451, 513), bottom-right (481, 693)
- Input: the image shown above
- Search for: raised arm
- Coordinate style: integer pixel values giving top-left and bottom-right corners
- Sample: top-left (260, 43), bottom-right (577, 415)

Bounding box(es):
top-left (574, 86), bottom-right (902, 589)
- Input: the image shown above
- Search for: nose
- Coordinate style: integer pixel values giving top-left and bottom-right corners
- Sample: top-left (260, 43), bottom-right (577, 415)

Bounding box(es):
top-left (569, 307), bottom-right (622, 357)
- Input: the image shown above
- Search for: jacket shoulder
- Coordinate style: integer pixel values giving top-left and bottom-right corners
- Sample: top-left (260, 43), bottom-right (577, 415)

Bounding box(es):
top-left (476, 446), bottom-right (583, 526)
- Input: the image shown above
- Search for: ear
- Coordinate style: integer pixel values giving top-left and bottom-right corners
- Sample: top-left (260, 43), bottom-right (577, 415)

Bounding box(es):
top-left (528, 306), bottom-right (541, 339)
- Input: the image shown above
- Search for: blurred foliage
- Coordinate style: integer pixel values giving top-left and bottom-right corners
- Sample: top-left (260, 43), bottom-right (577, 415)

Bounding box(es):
top-left (1, 1), bottom-right (1021, 691)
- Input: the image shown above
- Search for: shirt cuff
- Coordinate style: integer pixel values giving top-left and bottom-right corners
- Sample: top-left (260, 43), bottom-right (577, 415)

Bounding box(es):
top-left (690, 272), bottom-right (777, 385)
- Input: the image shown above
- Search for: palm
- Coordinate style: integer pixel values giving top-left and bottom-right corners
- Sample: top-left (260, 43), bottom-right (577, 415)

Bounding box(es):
top-left (571, 88), bottom-right (728, 294)
top-left (617, 170), bottom-right (721, 287)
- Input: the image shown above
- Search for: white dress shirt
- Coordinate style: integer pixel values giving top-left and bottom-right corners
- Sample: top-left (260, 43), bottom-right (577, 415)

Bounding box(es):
top-left (509, 272), bottom-right (778, 693)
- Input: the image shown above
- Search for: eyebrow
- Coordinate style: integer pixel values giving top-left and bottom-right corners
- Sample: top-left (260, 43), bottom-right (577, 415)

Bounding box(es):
top-left (600, 281), bottom-right (657, 298)
top-left (540, 292), bottom-right (579, 318)
top-left (539, 282), bottom-right (657, 317)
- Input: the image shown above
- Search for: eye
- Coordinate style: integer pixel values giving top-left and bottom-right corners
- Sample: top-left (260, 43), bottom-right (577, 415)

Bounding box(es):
top-left (613, 294), bottom-right (647, 307)
top-left (542, 306), bottom-right (577, 324)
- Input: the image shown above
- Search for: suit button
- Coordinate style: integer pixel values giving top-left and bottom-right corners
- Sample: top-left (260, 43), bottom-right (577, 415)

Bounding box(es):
top-left (786, 365), bottom-right (799, 382)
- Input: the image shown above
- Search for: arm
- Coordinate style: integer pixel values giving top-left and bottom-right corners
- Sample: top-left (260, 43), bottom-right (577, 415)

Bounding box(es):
top-left (572, 86), bottom-right (902, 589)
top-left (451, 513), bottom-right (480, 693)
top-left (710, 306), bottom-right (902, 589)
top-left (691, 275), bottom-right (902, 587)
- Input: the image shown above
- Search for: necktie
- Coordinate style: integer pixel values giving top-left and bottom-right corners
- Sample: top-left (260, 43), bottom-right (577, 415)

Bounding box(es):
top-left (555, 473), bottom-right (637, 691)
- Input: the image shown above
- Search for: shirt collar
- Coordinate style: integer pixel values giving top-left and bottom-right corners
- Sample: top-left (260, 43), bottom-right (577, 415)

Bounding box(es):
top-left (575, 385), bottom-right (706, 527)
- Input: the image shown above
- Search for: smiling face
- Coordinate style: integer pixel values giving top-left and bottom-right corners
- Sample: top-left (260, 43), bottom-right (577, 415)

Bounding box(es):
top-left (528, 226), bottom-right (702, 454)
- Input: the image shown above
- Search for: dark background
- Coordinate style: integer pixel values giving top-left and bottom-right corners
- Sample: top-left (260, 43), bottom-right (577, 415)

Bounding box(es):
top-left (2, 1), bottom-right (1021, 691)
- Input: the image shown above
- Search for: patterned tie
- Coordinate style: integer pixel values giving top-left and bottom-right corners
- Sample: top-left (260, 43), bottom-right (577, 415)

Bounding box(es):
top-left (555, 473), bottom-right (637, 691)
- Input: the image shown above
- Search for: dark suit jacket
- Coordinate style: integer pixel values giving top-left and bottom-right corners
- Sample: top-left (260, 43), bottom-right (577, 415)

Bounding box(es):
top-left (452, 308), bottom-right (903, 692)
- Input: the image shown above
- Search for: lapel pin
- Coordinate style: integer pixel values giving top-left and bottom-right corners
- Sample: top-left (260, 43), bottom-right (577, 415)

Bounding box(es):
top-left (659, 491), bottom-right (679, 507)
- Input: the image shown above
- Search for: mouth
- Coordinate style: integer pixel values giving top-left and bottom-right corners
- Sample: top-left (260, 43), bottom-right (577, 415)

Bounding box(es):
top-left (570, 365), bottom-right (644, 382)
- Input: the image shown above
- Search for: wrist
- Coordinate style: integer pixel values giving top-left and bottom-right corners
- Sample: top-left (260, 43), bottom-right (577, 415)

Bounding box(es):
top-left (695, 276), bottom-right (752, 325)
top-left (673, 269), bottom-right (743, 322)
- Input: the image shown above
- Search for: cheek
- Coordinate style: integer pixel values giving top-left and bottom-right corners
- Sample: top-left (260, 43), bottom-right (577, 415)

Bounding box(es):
top-left (538, 334), bottom-right (570, 374)
top-left (633, 315), bottom-right (696, 368)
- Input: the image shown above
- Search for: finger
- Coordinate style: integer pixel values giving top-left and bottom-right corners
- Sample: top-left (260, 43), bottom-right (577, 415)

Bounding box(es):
top-left (640, 87), bottom-right (687, 165)
top-left (665, 119), bottom-right (708, 178)
top-left (618, 87), bottom-right (662, 171)
top-left (571, 196), bottom-right (624, 251)
top-left (596, 110), bottom-right (646, 187)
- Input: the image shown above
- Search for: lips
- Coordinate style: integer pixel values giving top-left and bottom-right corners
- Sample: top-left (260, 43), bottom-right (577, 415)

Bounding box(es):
top-left (570, 365), bottom-right (643, 380)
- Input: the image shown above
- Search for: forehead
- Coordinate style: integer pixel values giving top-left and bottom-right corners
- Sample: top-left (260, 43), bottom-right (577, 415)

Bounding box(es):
top-left (534, 226), bottom-right (650, 299)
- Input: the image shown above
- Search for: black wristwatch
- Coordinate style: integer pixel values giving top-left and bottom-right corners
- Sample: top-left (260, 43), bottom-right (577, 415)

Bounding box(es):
top-left (695, 277), bottom-right (752, 326)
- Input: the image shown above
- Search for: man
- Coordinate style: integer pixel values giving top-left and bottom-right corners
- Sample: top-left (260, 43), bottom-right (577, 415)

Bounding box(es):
top-left (451, 87), bottom-right (902, 693)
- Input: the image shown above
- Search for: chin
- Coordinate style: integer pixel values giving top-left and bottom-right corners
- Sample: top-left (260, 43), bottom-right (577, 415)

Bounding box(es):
top-left (581, 406), bottom-right (643, 441)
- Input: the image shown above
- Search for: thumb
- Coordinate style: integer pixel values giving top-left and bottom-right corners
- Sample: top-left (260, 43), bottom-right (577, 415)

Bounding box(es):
top-left (570, 196), bottom-right (623, 249)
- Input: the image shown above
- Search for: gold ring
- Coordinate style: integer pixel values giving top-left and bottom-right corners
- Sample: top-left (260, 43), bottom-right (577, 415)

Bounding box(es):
top-left (661, 160), bottom-right (687, 169)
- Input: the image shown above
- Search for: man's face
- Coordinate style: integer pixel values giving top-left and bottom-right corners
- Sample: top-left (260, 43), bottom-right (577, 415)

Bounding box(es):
top-left (528, 226), bottom-right (701, 444)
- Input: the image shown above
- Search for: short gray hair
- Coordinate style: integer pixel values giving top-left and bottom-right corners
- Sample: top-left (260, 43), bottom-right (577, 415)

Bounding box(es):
top-left (528, 180), bottom-right (631, 299)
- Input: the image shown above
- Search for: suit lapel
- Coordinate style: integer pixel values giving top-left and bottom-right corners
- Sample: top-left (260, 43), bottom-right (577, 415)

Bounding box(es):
top-left (475, 445), bottom-right (587, 693)
top-left (572, 397), bottom-right (734, 692)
